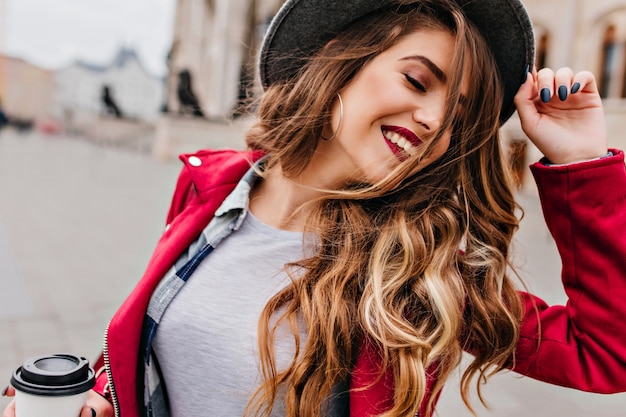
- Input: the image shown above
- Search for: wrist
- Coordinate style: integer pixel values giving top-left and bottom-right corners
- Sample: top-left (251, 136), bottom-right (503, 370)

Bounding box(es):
top-left (541, 151), bottom-right (613, 166)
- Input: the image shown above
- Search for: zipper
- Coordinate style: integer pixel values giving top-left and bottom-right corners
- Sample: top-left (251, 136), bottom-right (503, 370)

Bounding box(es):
top-left (103, 321), bottom-right (121, 417)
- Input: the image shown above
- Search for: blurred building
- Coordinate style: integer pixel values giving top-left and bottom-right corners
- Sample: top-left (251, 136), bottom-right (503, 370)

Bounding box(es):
top-left (164, 0), bottom-right (282, 119)
top-left (54, 47), bottom-right (165, 128)
top-left (154, 0), bottom-right (282, 159)
top-left (0, 54), bottom-right (55, 124)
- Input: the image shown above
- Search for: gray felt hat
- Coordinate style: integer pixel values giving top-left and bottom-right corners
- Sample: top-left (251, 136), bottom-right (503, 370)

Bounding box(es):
top-left (259, 0), bottom-right (535, 124)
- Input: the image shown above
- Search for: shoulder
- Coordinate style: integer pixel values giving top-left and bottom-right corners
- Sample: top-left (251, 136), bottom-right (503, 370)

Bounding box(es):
top-left (166, 148), bottom-right (265, 223)
top-left (177, 148), bottom-right (265, 194)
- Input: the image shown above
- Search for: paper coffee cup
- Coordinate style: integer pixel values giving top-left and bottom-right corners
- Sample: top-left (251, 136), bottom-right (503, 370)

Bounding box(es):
top-left (10, 353), bottom-right (96, 417)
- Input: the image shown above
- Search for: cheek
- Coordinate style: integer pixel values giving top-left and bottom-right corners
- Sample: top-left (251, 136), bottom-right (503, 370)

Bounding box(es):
top-left (420, 133), bottom-right (452, 167)
top-left (422, 92), bottom-right (449, 121)
top-left (433, 134), bottom-right (452, 157)
top-left (345, 72), bottom-right (397, 111)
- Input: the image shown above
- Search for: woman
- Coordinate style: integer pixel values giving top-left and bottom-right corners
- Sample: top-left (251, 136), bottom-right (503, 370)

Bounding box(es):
top-left (3, 0), bottom-right (626, 416)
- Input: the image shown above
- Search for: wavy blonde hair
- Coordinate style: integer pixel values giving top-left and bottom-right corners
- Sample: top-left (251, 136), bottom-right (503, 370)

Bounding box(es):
top-left (245, 1), bottom-right (523, 416)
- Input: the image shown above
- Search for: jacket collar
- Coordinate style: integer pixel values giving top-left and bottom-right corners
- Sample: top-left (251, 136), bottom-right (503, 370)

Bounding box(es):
top-left (214, 156), bottom-right (267, 218)
top-left (179, 149), bottom-right (266, 199)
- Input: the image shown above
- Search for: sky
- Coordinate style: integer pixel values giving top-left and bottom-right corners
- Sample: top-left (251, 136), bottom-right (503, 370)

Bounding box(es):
top-left (1, 0), bottom-right (176, 77)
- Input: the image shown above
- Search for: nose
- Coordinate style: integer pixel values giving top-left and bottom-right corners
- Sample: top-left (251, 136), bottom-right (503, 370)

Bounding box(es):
top-left (411, 106), bottom-right (441, 133)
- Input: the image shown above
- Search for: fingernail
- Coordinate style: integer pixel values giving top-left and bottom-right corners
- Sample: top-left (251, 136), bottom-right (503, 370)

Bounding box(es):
top-left (558, 85), bottom-right (568, 101)
top-left (571, 82), bottom-right (581, 94)
top-left (540, 87), bottom-right (551, 103)
top-left (1, 385), bottom-right (8, 396)
top-left (91, 408), bottom-right (97, 417)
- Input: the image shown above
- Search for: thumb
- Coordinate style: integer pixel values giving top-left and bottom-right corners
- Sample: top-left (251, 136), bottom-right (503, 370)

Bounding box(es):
top-left (513, 71), bottom-right (539, 126)
top-left (1, 386), bottom-right (15, 397)
top-left (1, 400), bottom-right (15, 417)
top-left (1, 387), bottom-right (16, 417)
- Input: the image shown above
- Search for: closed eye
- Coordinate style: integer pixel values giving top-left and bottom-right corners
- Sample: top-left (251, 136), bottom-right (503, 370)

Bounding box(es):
top-left (405, 74), bottom-right (426, 93)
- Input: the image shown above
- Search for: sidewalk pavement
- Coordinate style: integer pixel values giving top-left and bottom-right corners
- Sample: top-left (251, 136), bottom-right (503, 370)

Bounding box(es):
top-left (1, 128), bottom-right (625, 415)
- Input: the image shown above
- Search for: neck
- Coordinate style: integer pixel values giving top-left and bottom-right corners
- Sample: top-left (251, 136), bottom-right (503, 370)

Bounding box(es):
top-left (249, 164), bottom-right (332, 232)
top-left (249, 142), bottom-right (367, 231)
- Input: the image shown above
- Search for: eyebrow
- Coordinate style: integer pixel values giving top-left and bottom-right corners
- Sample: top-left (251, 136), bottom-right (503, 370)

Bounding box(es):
top-left (400, 55), bottom-right (447, 83)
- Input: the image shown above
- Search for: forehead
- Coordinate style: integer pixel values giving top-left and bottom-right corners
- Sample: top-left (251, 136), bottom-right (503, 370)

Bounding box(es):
top-left (380, 29), bottom-right (456, 72)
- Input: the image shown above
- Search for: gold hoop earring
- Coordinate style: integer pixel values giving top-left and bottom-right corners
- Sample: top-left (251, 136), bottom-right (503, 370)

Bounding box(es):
top-left (321, 93), bottom-right (343, 141)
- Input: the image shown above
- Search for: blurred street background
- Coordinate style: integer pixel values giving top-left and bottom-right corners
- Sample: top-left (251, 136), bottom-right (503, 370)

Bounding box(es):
top-left (1, 0), bottom-right (626, 415)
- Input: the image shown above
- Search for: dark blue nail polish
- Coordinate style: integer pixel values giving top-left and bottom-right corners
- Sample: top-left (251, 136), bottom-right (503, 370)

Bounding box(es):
top-left (91, 408), bottom-right (97, 417)
top-left (540, 87), bottom-right (551, 103)
top-left (558, 85), bottom-right (568, 101)
top-left (571, 82), bottom-right (581, 94)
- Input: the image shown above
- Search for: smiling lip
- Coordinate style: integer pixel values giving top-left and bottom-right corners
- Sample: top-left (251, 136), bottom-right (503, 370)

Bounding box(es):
top-left (381, 125), bottom-right (423, 161)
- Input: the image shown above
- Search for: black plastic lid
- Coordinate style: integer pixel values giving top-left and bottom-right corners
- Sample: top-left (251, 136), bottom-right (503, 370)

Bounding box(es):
top-left (11, 353), bottom-right (95, 396)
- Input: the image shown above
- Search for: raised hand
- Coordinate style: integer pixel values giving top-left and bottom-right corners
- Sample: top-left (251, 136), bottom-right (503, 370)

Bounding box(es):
top-left (514, 67), bottom-right (608, 165)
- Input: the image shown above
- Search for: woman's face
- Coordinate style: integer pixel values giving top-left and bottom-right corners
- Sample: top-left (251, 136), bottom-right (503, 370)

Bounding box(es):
top-left (311, 28), bottom-right (459, 186)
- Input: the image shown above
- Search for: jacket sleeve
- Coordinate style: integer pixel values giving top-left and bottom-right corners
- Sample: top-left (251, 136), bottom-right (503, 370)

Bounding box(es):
top-left (512, 149), bottom-right (626, 393)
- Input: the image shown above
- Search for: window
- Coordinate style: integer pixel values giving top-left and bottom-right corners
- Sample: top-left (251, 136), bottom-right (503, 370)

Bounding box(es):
top-left (599, 25), bottom-right (617, 98)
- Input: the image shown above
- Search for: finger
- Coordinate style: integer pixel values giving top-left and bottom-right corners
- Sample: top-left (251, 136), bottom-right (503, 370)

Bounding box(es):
top-left (554, 67), bottom-right (575, 101)
top-left (514, 70), bottom-right (538, 116)
top-left (1, 386), bottom-right (14, 397)
top-left (536, 67), bottom-right (555, 103)
top-left (81, 390), bottom-right (115, 417)
top-left (1, 400), bottom-right (15, 417)
top-left (79, 406), bottom-right (97, 417)
top-left (571, 70), bottom-right (599, 95)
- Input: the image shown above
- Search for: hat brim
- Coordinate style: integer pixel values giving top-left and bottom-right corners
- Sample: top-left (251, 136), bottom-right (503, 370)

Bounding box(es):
top-left (259, 0), bottom-right (535, 124)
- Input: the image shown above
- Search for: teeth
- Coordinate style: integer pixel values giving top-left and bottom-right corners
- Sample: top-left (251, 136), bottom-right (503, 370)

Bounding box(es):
top-left (383, 129), bottom-right (417, 156)
top-left (404, 143), bottom-right (416, 155)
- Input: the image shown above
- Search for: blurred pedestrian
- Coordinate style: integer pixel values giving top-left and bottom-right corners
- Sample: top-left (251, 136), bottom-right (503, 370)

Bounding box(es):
top-left (176, 69), bottom-right (204, 117)
top-left (0, 98), bottom-right (9, 129)
top-left (102, 85), bottom-right (123, 118)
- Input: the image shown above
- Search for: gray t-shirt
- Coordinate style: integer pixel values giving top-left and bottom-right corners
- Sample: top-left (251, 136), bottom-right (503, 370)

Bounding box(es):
top-left (152, 212), bottom-right (349, 416)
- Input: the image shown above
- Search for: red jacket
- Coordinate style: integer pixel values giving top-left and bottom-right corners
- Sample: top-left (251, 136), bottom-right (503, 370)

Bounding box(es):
top-left (95, 148), bottom-right (626, 417)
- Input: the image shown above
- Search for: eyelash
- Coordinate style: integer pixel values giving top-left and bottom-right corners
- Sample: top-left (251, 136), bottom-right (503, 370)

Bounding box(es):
top-left (405, 74), bottom-right (427, 93)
